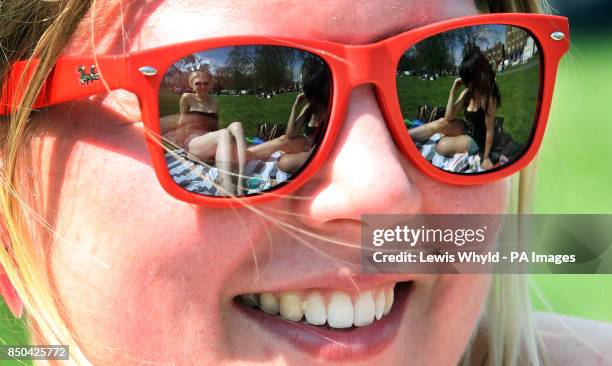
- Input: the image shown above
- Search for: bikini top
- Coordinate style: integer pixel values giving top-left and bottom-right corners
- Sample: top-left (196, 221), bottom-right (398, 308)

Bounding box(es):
top-left (463, 106), bottom-right (486, 149)
top-left (184, 93), bottom-right (217, 112)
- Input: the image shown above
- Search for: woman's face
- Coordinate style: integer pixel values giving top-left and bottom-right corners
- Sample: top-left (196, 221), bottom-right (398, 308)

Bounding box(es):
top-left (36, 0), bottom-right (508, 364)
top-left (192, 74), bottom-right (211, 95)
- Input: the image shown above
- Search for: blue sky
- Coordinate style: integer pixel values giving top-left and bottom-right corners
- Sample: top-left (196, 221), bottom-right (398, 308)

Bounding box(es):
top-left (172, 46), bottom-right (308, 82)
top-left (450, 25), bottom-right (507, 65)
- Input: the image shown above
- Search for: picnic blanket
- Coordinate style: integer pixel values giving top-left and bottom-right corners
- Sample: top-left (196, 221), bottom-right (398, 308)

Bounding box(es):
top-left (165, 149), bottom-right (291, 196)
top-left (415, 133), bottom-right (484, 173)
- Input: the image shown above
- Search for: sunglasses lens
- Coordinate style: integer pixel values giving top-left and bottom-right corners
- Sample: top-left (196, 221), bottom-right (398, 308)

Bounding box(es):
top-left (397, 24), bottom-right (541, 174)
top-left (159, 46), bottom-right (332, 197)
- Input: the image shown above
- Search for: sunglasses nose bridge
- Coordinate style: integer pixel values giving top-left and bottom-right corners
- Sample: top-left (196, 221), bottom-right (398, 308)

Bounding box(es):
top-left (345, 44), bottom-right (392, 88)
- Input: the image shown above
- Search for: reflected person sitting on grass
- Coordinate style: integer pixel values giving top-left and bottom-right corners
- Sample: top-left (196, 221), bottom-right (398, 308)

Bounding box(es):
top-left (246, 58), bottom-right (330, 176)
top-left (177, 70), bottom-right (246, 195)
top-left (409, 49), bottom-right (501, 171)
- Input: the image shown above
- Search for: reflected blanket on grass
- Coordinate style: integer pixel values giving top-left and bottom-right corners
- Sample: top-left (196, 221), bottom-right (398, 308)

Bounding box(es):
top-left (415, 133), bottom-right (484, 173)
top-left (165, 150), bottom-right (291, 196)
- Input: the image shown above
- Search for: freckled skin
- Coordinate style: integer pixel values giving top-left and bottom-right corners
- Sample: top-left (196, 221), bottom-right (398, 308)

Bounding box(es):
top-left (38, 1), bottom-right (509, 365)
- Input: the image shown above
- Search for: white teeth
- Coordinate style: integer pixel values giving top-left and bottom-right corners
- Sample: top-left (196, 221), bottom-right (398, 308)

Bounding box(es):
top-left (303, 292), bottom-right (326, 326)
top-left (240, 294), bottom-right (259, 308)
top-left (242, 284), bottom-right (399, 327)
top-left (259, 293), bottom-right (279, 315)
top-left (384, 287), bottom-right (394, 316)
top-left (353, 290), bottom-right (375, 327)
top-left (327, 291), bottom-right (354, 328)
top-left (279, 292), bottom-right (304, 321)
top-left (375, 290), bottom-right (386, 320)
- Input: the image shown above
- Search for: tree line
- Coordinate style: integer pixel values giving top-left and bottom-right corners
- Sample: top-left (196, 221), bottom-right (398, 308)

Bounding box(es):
top-left (214, 46), bottom-right (304, 93)
top-left (398, 25), bottom-right (493, 75)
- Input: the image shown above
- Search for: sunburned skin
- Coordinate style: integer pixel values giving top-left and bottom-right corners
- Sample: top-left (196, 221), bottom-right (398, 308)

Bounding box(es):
top-left (32, 0), bottom-right (510, 365)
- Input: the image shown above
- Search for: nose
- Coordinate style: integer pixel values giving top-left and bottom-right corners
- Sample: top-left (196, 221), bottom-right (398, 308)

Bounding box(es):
top-left (295, 85), bottom-right (422, 224)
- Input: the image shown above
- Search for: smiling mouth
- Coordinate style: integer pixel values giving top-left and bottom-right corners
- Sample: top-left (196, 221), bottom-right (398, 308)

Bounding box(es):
top-left (233, 281), bottom-right (413, 361)
top-left (237, 283), bottom-right (398, 328)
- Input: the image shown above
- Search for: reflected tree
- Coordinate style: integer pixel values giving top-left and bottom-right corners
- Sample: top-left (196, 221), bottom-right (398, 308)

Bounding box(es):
top-left (409, 32), bottom-right (455, 74)
top-left (225, 47), bottom-right (255, 91)
top-left (253, 46), bottom-right (297, 93)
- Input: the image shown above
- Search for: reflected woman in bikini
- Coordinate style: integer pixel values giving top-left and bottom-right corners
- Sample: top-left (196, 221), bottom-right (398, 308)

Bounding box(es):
top-left (178, 70), bottom-right (246, 195)
top-left (246, 58), bottom-right (330, 175)
top-left (409, 50), bottom-right (501, 171)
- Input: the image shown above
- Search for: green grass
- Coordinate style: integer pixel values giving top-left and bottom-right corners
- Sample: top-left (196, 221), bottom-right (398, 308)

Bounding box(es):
top-left (396, 75), bottom-right (455, 119)
top-left (496, 62), bottom-right (540, 145)
top-left (396, 61), bottom-right (539, 145)
top-left (159, 88), bottom-right (299, 137)
top-left (529, 35), bottom-right (612, 323)
top-left (161, 61), bottom-right (540, 144)
top-left (0, 303), bottom-right (31, 366)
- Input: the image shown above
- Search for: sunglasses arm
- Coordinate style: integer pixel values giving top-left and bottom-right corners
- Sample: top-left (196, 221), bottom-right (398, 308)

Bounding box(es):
top-left (0, 55), bottom-right (127, 116)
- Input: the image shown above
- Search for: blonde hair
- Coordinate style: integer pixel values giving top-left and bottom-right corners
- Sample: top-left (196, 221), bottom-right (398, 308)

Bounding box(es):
top-left (0, 1), bottom-right (548, 365)
top-left (188, 70), bottom-right (213, 88)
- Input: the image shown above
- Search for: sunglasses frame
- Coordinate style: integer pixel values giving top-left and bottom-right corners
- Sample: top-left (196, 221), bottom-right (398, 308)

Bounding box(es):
top-left (1, 13), bottom-right (569, 207)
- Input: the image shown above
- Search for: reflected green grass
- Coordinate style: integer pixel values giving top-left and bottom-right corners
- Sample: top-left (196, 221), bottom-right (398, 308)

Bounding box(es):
top-left (159, 88), bottom-right (299, 137)
top-left (396, 61), bottom-right (539, 145)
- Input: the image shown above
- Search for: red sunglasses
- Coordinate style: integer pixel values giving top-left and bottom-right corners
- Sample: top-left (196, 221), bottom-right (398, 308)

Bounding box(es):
top-left (0, 13), bottom-right (569, 207)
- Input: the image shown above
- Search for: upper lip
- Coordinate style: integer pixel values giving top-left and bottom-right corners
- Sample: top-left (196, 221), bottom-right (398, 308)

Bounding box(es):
top-left (233, 279), bottom-right (415, 362)
top-left (225, 226), bottom-right (417, 297)
top-left (231, 271), bottom-right (415, 297)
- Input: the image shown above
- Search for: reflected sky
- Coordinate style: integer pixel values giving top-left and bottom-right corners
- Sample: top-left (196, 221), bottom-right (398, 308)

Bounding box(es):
top-left (172, 46), bottom-right (307, 82)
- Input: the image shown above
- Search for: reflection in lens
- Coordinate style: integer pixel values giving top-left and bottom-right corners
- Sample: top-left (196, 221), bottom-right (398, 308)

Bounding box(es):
top-left (159, 46), bottom-right (331, 197)
top-left (398, 25), bottom-right (540, 174)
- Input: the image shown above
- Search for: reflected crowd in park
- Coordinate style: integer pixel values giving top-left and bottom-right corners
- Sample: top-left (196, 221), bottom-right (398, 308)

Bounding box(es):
top-left (400, 24), bottom-right (541, 173)
top-left (159, 46), bottom-right (331, 196)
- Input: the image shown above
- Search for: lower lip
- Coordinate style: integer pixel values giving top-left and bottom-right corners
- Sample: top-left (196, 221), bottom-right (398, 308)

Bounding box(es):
top-left (233, 282), bottom-right (412, 362)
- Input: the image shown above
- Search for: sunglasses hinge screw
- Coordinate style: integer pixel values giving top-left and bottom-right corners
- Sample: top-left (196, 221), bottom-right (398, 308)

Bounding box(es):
top-left (550, 32), bottom-right (565, 41)
top-left (138, 66), bottom-right (158, 76)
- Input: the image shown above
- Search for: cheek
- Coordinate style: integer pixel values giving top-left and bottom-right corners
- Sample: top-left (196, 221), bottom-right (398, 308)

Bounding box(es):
top-left (430, 275), bottom-right (491, 362)
top-left (39, 121), bottom-right (266, 362)
top-left (399, 274), bottom-right (491, 365)
top-left (418, 177), bottom-right (508, 214)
